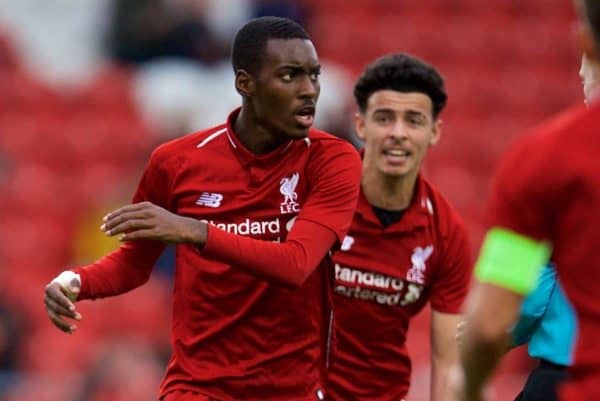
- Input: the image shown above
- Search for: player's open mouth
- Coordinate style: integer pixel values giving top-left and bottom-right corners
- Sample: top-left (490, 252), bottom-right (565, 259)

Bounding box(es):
top-left (295, 106), bottom-right (315, 128)
top-left (383, 149), bottom-right (410, 164)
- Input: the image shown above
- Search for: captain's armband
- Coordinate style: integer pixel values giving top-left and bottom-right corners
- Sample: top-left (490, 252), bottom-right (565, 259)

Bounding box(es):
top-left (475, 227), bottom-right (551, 295)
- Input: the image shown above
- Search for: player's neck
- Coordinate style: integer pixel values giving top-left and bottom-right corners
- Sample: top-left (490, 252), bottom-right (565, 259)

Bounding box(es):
top-left (361, 167), bottom-right (417, 211)
top-left (234, 106), bottom-right (288, 155)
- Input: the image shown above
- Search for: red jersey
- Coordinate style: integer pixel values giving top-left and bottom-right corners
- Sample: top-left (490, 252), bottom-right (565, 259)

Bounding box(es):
top-left (326, 177), bottom-right (471, 401)
top-left (486, 101), bottom-right (600, 401)
top-left (73, 109), bottom-right (361, 401)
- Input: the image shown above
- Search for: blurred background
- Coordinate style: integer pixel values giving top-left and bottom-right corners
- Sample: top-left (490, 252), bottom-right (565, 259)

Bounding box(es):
top-left (0, 0), bottom-right (582, 400)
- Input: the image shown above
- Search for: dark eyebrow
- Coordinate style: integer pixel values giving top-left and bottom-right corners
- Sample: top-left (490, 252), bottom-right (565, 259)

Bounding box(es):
top-left (405, 110), bottom-right (427, 119)
top-left (278, 64), bottom-right (321, 73)
top-left (372, 108), bottom-right (395, 115)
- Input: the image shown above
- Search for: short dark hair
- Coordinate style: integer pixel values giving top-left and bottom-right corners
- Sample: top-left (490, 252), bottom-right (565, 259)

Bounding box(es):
top-left (582, 0), bottom-right (600, 43)
top-left (231, 16), bottom-right (310, 75)
top-left (354, 53), bottom-right (447, 119)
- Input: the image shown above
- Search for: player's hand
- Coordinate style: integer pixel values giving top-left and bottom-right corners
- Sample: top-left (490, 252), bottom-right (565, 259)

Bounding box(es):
top-left (101, 201), bottom-right (207, 244)
top-left (44, 271), bottom-right (82, 334)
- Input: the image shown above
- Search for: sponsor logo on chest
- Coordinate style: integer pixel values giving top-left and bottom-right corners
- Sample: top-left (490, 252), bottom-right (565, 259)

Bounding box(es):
top-left (334, 263), bottom-right (424, 307)
top-left (334, 243), bottom-right (435, 307)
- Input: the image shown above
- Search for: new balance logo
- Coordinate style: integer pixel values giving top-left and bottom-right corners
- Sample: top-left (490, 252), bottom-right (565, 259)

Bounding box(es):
top-left (196, 192), bottom-right (223, 208)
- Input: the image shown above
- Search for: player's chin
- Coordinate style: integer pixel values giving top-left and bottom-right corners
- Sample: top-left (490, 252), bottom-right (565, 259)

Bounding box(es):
top-left (286, 124), bottom-right (311, 139)
top-left (380, 165), bottom-right (410, 177)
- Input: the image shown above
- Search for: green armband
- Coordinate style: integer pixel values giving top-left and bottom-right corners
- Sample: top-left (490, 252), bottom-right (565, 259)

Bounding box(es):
top-left (475, 227), bottom-right (551, 295)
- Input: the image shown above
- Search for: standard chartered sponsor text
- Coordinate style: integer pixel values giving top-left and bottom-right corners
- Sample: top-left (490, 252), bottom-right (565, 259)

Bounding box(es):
top-left (335, 264), bottom-right (423, 306)
top-left (336, 264), bottom-right (405, 290)
top-left (202, 218), bottom-right (282, 239)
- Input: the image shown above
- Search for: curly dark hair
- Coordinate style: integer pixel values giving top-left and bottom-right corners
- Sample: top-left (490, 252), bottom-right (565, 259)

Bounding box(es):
top-left (231, 16), bottom-right (310, 75)
top-left (354, 53), bottom-right (447, 119)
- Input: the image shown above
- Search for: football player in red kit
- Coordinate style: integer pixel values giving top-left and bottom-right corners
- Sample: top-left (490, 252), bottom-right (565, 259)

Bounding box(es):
top-left (457, 1), bottom-right (600, 400)
top-left (326, 53), bottom-right (472, 401)
top-left (44, 17), bottom-right (361, 401)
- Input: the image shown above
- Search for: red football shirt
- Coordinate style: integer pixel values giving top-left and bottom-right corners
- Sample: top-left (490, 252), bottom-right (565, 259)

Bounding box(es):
top-left (326, 176), bottom-right (472, 401)
top-left (73, 108), bottom-right (361, 401)
top-left (486, 101), bottom-right (600, 401)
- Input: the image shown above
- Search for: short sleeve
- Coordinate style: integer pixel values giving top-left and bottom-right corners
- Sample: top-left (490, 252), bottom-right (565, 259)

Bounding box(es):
top-left (486, 138), bottom-right (558, 243)
top-left (430, 216), bottom-right (473, 313)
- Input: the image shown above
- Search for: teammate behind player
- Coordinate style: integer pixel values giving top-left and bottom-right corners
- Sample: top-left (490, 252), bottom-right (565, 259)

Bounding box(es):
top-left (327, 53), bottom-right (472, 401)
top-left (457, 1), bottom-right (600, 400)
top-left (44, 17), bottom-right (361, 401)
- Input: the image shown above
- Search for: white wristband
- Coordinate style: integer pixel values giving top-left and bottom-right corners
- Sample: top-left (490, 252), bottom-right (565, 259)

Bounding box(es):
top-left (51, 271), bottom-right (81, 301)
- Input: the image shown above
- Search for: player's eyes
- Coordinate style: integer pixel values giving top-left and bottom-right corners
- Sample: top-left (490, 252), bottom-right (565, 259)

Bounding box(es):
top-left (309, 72), bottom-right (320, 81)
top-left (406, 116), bottom-right (425, 126)
top-left (281, 73), bottom-right (293, 82)
top-left (374, 115), bottom-right (392, 123)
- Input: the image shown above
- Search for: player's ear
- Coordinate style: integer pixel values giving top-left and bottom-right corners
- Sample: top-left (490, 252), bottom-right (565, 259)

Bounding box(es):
top-left (355, 112), bottom-right (367, 141)
top-left (576, 20), bottom-right (600, 63)
top-left (235, 70), bottom-right (255, 97)
top-left (429, 118), bottom-right (442, 147)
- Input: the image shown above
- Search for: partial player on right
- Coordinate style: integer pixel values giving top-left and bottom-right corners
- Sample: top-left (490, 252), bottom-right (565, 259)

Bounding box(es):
top-left (457, 1), bottom-right (600, 400)
top-left (503, 46), bottom-right (600, 401)
top-left (460, 35), bottom-right (600, 401)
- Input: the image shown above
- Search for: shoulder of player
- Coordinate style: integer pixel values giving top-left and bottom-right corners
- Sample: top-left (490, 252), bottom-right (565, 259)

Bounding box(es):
top-left (304, 128), bottom-right (360, 161)
top-left (507, 103), bottom-right (590, 162)
top-left (150, 124), bottom-right (228, 164)
top-left (493, 104), bottom-right (590, 189)
top-left (307, 128), bottom-right (355, 148)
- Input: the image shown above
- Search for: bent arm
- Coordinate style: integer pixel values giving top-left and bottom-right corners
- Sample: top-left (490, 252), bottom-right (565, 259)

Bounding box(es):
top-left (73, 240), bottom-right (165, 300)
top-left (202, 219), bottom-right (336, 287)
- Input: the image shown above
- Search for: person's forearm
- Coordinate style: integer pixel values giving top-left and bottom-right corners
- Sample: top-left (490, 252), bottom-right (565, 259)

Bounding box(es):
top-left (73, 240), bottom-right (164, 300)
top-left (200, 219), bottom-right (336, 287)
top-left (459, 283), bottom-right (522, 401)
top-left (460, 325), bottom-right (511, 401)
top-left (431, 356), bottom-right (455, 401)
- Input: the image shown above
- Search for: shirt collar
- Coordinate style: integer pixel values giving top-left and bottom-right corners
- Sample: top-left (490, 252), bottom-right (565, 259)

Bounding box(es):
top-left (355, 175), bottom-right (434, 232)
